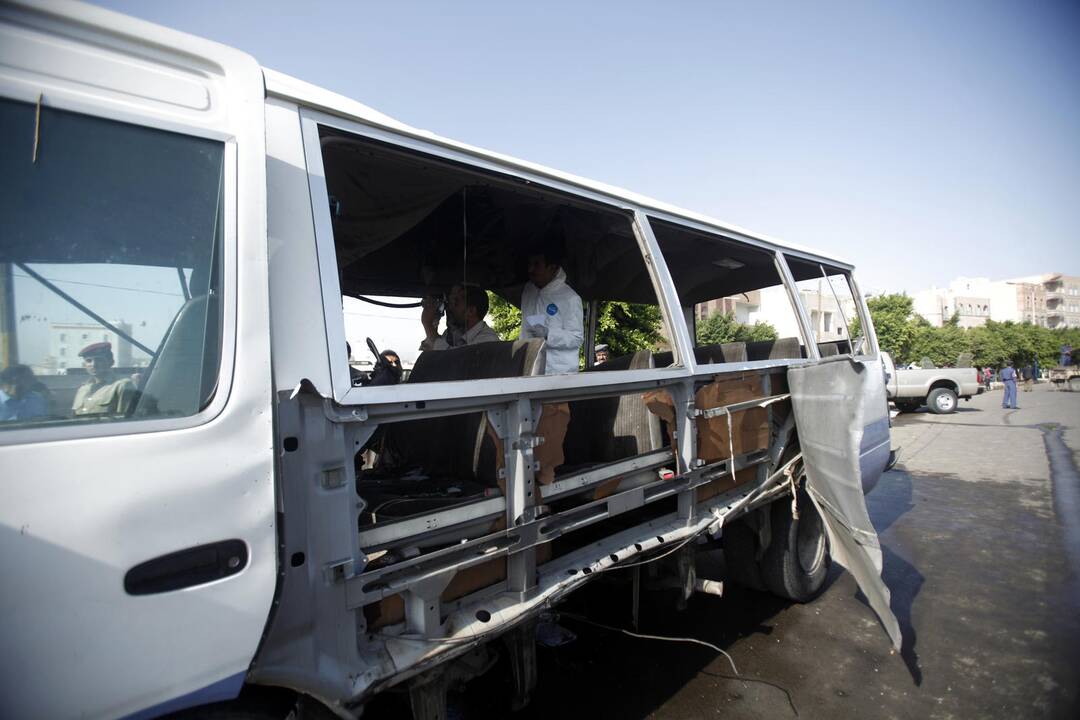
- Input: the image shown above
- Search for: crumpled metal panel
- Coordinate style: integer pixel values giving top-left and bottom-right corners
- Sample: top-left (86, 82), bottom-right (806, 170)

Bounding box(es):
top-left (788, 357), bottom-right (902, 651)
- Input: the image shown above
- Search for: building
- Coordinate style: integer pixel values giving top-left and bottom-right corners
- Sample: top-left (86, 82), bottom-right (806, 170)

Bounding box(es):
top-left (749, 284), bottom-right (857, 344)
top-left (911, 273), bottom-right (1080, 329)
top-left (912, 277), bottom-right (993, 328)
top-left (695, 290), bottom-right (760, 325)
top-left (1021, 273), bottom-right (1080, 329)
top-left (42, 321), bottom-right (134, 374)
top-left (686, 284), bottom-right (857, 346)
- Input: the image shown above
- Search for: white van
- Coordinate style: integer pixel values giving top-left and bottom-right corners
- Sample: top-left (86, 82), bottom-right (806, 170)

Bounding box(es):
top-left (0, 2), bottom-right (899, 718)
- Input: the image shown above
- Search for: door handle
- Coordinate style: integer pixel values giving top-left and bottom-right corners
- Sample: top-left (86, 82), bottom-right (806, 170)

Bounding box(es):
top-left (124, 539), bottom-right (248, 595)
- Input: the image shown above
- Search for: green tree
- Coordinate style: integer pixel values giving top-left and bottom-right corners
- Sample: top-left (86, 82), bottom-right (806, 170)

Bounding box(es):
top-left (487, 291), bottom-right (521, 340)
top-left (862, 294), bottom-right (920, 363)
top-left (696, 311), bottom-right (778, 345)
top-left (967, 324), bottom-right (1010, 368)
top-left (597, 301), bottom-right (665, 356)
top-left (908, 323), bottom-right (970, 368)
top-left (486, 292), bottom-right (665, 357)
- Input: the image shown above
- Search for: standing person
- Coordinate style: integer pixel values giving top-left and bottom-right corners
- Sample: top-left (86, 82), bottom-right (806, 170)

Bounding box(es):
top-left (519, 245), bottom-right (584, 374)
top-left (1022, 363), bottom-right (1034, 392)
top-left (983, 366), bottom-right (993, 391)
top-left (1061, 343), bottom-right (1073, 367)
top-left (1000, 360), bottom-right (1019, 409)
top-left (71, 342), bottom-right (137, 416)
top-left (1032, 357), bottom-right (1040, 384)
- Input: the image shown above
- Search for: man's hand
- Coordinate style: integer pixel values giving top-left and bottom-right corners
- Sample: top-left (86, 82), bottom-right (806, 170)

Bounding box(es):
top-left (528, 322), bottom-right (548, 339)
top-left (420, 296), bottom-right (441, 339)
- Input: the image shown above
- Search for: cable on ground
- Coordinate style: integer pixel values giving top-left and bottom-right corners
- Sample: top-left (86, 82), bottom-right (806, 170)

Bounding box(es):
top-left (560, 612), bottom-right (799, 717)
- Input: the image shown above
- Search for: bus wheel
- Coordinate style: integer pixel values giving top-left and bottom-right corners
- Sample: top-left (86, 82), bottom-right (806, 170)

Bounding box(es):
top-left (760, 488), bottom-right (829, 603)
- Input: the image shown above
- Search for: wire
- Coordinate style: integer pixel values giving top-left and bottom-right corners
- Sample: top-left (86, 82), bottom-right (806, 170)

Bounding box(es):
top-left (560, 613), bottom-right (799, 717)
top-left (13, 273), bottom-right (185, 297)
top-left (559, 612), bottom-right (739, 676)
top-left (354, 295), bottom-right (424, 309)
top-left (699, 669), bottom-right (800, 717)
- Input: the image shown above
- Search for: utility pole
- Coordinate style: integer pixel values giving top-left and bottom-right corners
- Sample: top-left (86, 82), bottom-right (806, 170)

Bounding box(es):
top-left (0, 263), bottom-right (17, 367)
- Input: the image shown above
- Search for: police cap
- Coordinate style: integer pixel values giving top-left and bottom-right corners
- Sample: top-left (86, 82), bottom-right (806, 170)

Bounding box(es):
top-left (78, 341), bottom-right (113, 358)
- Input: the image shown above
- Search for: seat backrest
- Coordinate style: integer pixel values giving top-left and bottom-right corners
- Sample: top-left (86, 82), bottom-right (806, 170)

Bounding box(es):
top-left (816, 340), bottom-right (851, 357)
top-left (652, 341), bottom-right (747, 368)
top-left (745, 337), bottom-right (801, 361)
top-left (138, 294), bottom-right (219, 417)
top-left (563, 350), bottom-right (662, 466)
top-left (377, 340), bottom-right (545, 483)
top-left (770, 337), bottom-right (801, 359)
top-left (408, 339), bottom-right (544, 382)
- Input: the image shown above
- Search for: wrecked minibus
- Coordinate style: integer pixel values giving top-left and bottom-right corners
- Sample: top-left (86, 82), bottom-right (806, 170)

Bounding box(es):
top-left (0, 2), bottom-right (900, 718)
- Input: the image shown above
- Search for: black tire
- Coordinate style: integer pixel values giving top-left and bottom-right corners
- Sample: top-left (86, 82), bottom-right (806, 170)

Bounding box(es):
top-left (927, 387), bottom-right (957, 414)
top-left (760, 488), bottom-right (830, 602)
top-left (722, 515), bottom-right (765, 591)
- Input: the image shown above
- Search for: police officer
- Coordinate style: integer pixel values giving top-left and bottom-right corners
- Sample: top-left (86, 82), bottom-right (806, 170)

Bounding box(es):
top-left (519, 245), bottom-right (583, 374)
top-left (72, 342), bottom-right (136, 416)
top-left (1000, 359), bottom-right (1019, 410)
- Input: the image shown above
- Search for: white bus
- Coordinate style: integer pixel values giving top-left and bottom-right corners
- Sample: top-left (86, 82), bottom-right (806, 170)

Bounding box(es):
top-left (0, 2), bottom-right (898, 718)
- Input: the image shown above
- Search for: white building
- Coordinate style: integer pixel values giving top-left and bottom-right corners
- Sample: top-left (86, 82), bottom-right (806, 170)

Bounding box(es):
top-left (43, 321), bottom-right (134, 374)
top-left (748, 285), bottom-right (856, 344)
top-left (695, 290), bottom-right (760, 325)
top-left (1009, 273), bottom-right (1080, 329)
top-left (909, 274), bottom-right (1080, 328)
top-left (912, 277), bottom-right (993, 328)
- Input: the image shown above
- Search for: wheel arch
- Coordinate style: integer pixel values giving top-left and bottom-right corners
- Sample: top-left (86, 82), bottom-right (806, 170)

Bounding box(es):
top-left (928, 378), bottom-right (959, 394)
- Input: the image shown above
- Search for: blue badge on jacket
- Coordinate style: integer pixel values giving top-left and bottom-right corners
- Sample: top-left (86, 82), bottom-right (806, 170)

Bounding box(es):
top-left (546, 303), bottom-right (558, 316)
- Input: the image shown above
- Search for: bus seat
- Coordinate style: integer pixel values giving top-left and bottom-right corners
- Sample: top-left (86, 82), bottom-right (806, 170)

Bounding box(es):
top-left (652, 341), bottom-right (747, 368)
top-left (563, 350), bottom-right (662, 467)
top-left (374, 340), bottom-right (545, 487)
top-left (138, 294), bottom-right (219, 417)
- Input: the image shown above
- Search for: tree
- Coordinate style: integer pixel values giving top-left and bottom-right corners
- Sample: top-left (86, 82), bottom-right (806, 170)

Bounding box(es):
top-left (696, 312), bottom-right (777, 346)
top-left (908, 323), bottom-right (970, 368)
top-left (596, 301), bottom-right (665, 357)
top-left (486, 292), bottom-right (665, 358)
top-left (862, 294), bottom-right (920, 363)
top-left (967, 325), bottom-right (1010, 368)
top-left (487, 292), bottom-right (521, 341)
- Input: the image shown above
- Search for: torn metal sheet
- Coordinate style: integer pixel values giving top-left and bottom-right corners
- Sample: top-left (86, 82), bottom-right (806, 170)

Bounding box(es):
top-left (787, 357), bottom-right (901, 651)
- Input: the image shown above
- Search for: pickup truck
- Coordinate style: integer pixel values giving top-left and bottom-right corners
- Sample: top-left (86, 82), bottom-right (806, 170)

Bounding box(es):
top-left (882, 352), bottom-right (981, 414)
top-left (1049, 364), bottom-right (1080, 391)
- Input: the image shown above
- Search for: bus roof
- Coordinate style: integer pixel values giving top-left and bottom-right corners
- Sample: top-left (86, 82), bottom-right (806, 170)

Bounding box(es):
top-left (263, 67), bottom-right (853, 271)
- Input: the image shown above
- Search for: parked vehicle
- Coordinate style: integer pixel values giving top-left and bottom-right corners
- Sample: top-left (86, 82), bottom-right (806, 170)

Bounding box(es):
top-left (881, 352), bottom-right (981, 414)
top-left (1049, 365), bottom-right (1080, 392)
top-left (0, 2), bottom-right (899, 718)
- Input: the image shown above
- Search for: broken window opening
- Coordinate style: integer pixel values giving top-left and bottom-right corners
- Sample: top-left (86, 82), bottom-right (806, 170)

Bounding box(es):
top-left (785, 256), bottom-right (864, 356)
top-left (648, 218), bottom-right (806, 364)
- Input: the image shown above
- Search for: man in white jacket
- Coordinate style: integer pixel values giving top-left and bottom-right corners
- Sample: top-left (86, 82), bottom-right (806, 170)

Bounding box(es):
top-left (519, 248), bottom-right (584, 374)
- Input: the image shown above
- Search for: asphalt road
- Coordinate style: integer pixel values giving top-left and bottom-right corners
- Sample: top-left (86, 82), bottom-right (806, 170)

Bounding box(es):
top-left (373, 383), bottom-right (1080, 719)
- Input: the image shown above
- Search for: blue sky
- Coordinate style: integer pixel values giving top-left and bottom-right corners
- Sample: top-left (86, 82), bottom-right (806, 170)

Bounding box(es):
top-left (96, 0), bottom-right (1080, 294)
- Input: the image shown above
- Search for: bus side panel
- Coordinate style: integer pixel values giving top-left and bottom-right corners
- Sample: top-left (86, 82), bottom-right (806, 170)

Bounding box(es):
top-left (0, 4), bottom-right (276, 718)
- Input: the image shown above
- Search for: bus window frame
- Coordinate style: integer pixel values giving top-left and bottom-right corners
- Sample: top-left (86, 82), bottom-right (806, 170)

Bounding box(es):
top-left (0, 93), bottom-right (239, 447)
top-left (297, 107), bottom-right (695, 406)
